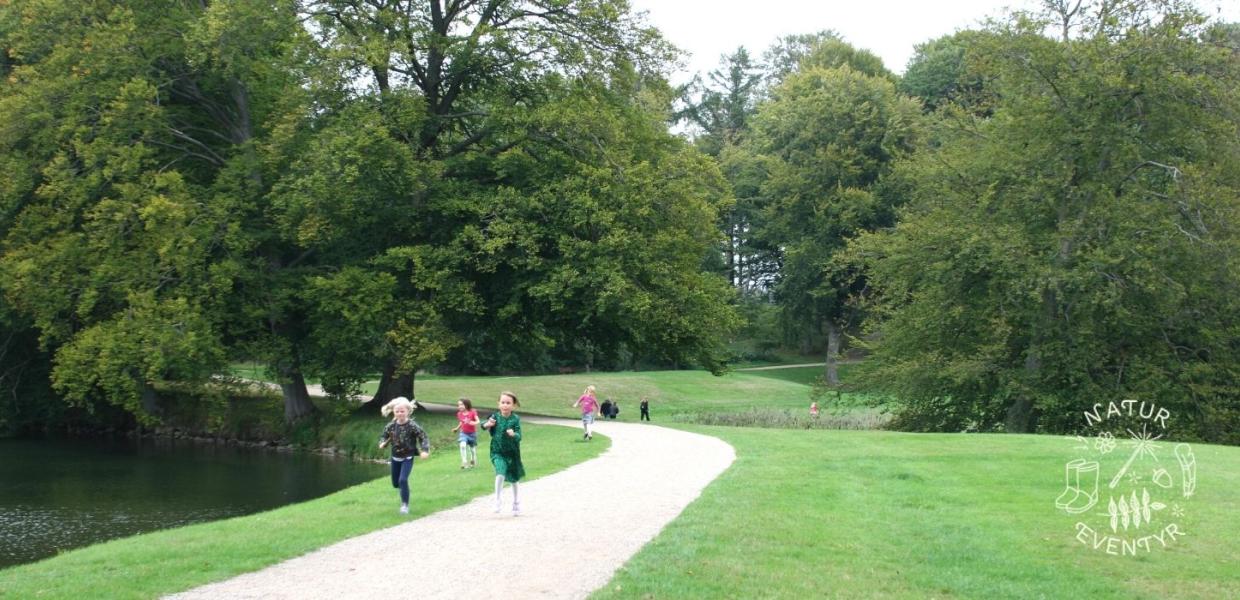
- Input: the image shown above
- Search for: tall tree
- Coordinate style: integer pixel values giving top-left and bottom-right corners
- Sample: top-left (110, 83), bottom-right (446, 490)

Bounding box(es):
top-left (755, 59), bottom-right (921, 384)
top-left (851, 0), bottom-right (1240, 439)
top-left (0, 0), bottom-right (321, 423)
top-left (294, 0), bottom-right (693, 398)
top-left (677, 47), bottom-right (764, 155)
top-left (764, 31), bottom-right (893, 86)
top-left (675, 47), bottom-right (774, 292)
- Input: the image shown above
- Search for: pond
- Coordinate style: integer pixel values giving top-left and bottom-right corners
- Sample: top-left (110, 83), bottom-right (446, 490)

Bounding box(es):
top-left (0, 437), bottom-right (385, 569)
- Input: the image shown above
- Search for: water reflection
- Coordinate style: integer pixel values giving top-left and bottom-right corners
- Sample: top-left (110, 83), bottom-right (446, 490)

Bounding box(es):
top-left (0, 438), bottom-right (384, 569)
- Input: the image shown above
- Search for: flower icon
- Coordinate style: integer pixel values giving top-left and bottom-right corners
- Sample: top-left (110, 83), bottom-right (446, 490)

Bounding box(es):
top-left (1171, 503), bottom-right (1185, 518)
top-left (1094, 431), bottom-right (1117, 455)
top-left (1127, 471), bottom-right (1142, 486)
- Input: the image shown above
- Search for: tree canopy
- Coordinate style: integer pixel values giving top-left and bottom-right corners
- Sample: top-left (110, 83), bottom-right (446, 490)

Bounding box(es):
top-left (0, 0), bottom-right (739, 430)
top-left (851, 0), bottom-right (1240, 441)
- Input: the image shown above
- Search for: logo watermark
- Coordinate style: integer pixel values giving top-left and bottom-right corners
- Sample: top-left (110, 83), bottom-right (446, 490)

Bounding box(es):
top-left (1056, 400), bottom-right (1196, 556)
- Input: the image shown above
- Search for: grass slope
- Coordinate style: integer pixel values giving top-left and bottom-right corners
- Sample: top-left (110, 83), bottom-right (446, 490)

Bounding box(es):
top-left (0, 421), bottom-right (608, 599)
top-left (594, 427), bottom-right (1240, 599)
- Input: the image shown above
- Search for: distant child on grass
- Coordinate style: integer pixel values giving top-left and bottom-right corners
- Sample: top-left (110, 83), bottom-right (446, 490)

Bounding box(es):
top-left (573, 385), bottom-right (598, 440)
top-left (810, 401), bottom-right (820, 419)
top-left (640, 396), bottom-right (651, 421)
top-left (452, 397), bottom-right (481, 469)
top-left (378, 397), bottom-right (430, 514)
top-left (482, 391), bottom-right (525, 515)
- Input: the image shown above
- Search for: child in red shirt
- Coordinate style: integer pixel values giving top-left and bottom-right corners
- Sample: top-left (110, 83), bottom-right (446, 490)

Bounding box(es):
top-left (452, 397), bottom-right (481, 469)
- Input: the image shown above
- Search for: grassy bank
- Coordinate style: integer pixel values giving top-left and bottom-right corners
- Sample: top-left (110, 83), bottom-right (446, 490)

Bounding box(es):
top-left (0, 421), bottom-right (609, 598)
top-left (594, 427), bottom-right (1240, 599)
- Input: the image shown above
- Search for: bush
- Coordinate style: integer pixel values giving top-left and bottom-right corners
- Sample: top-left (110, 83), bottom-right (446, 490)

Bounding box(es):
top-left (672, 407), bottom-right (890, 430)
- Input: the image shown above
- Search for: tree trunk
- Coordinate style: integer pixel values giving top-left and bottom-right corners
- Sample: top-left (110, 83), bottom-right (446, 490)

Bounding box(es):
top-left (824, 321), bottom-right (841, 386)
top-left (1006, 327), bottom-right (1046, 433)
top-left (1006, 357), bottom-right (1036, 431)
top-left (140, 383), bottom-right (162, 418)
top-left (727, 221), bottom-right (737, 287)
top-left (358, 359), bottom-right (415, 413)
top-left (277, 361), bottom-right (317, 424)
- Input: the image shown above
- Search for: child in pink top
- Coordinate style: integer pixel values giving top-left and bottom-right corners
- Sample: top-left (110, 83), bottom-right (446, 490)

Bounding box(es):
top-left (452, 397), bottom-right (481, 468)
top-left (810, 401), bottom-right (820, 418)
top-left (572, 385), bottom-right (598, 441)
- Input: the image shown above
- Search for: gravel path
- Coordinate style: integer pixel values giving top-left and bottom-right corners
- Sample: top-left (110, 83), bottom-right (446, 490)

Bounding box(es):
top-left (167, 417), bottom-right (735, 599)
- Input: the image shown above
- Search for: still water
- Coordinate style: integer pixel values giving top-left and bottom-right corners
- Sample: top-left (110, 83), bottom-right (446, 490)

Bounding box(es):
top-left (0, 437), bottom-right (385, 569)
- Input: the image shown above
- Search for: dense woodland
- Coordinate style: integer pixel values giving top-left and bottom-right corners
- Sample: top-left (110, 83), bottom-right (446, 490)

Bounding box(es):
top-left (1, 0), bottom-right (1237, 443)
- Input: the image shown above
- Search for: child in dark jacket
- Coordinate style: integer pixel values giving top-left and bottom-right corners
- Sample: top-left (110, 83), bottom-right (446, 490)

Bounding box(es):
top-left (378, 397), bottom-right (430, 514)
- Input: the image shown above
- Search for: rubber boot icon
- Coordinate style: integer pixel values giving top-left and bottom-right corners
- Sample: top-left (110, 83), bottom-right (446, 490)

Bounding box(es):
top-left (1055, 458), bottom-right (1100, 514)
top-left (1174, 443), bottom-right (1196, 498)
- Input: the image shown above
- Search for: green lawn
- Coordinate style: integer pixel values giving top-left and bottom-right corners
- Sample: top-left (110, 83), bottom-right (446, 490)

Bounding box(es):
top-left (594, 427), bottom-right (1240, 599)
top-left (0, 420), bottom-right (609, 599)
top-left (393, 366), bottom-right (875, 420)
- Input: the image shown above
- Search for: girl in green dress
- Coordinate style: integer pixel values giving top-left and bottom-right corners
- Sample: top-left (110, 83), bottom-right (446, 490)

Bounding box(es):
top-left (483, 391), bottom-right (525, 515)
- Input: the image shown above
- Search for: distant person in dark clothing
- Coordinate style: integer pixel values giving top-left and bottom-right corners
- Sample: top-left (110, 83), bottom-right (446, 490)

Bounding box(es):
top-left (600, 399), bottom-right (613, 420)
top-left (640, 397), bottom-right (650, 421)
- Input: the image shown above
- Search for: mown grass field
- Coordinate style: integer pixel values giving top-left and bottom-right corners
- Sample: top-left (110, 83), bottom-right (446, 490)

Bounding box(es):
top-left (592, 427), bottom-right (1240, 599)
top-left (0, 420), bottom-right (609, 599)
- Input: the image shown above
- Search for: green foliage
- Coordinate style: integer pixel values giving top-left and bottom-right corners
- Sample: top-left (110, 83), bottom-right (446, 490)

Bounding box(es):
top-left (763, 30), bottom-right (893, 85)
top-left (852, 0), bottom-right (1240, 441)
top-left (153, 383), bottom-right (288, 441)
top-left (0, 1), bottom-right (279, 420)
top-left (755, 62), bottom-right (922, 351)
top-left (678, 47), bottom-right (764, 156)
top-left (0, 0), bottom-right (740, 430)
top-left (898, 30), bottom-right (997, 112)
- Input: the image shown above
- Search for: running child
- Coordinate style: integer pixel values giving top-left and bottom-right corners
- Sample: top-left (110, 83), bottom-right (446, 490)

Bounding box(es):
top-left (482, 391), bottom-right (525, 515)
top-left (378, 397), bottom-right (430, 514)
top-left (452, 397), bottom-right (481, 469)
top-left (573, 385), bottom-right (599, 440)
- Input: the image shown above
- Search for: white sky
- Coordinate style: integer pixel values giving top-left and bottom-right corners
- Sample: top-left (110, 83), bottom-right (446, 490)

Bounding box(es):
top-left (629, 0), bottom-right (1240, 81)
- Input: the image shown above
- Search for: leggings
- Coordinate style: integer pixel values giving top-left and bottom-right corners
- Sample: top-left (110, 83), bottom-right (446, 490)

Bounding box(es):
top-left (390, 458), bottom-right (413, 503)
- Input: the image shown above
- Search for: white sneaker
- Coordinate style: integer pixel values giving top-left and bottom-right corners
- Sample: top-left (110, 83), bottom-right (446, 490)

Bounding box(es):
top-left (399, 504), bottom-right (409, 514)
top-left (512, 503), bottom-right (520, 516)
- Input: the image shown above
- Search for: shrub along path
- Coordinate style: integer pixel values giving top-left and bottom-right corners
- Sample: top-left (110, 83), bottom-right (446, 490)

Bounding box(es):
top-left (167, 416), bottom-right (735, 599)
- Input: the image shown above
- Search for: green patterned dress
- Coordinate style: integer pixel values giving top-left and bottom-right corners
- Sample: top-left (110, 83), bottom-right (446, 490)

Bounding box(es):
top-left (488, 412), bottom-right (525, 483)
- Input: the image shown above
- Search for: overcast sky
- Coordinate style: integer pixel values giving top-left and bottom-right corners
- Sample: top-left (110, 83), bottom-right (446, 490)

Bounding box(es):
top-left (628, 0), bottom-right (1240, 81)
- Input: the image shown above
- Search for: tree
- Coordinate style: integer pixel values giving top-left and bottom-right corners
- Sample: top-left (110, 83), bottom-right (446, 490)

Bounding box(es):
top-left (674, 48), bottom-right (776, 293)
top-left (0, 0), bottom-right (322, 424)
top-left (755, 62), bottom-right (921, 384)
top-left (425, 71), bottom-right (741, 374)
top-left (764, 31), bottom-right (893, 86)
top-left (851, 0), bottom-right (1240, 440)
top-left (677, 47), bottom-right (764, 156)
top-left (296, 1), bottom-right (737, 382)
top-left (898, 30), bottom-right (996, 113)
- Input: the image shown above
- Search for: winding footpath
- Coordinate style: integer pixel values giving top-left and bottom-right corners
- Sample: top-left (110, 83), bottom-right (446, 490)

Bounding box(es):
top-left (167, 416), bottom-right (735, 599)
